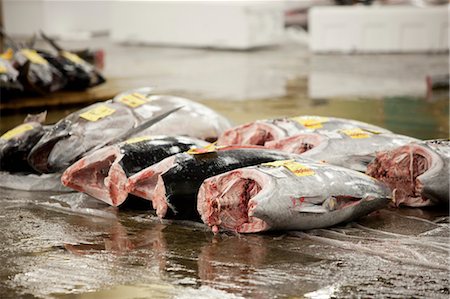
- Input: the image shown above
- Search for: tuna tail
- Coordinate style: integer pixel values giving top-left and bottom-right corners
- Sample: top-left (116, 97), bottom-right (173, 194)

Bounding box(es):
top-left (24, 111), bottom-right (47, 124)
top-left (40, 31), bottom-right (64, 52)
top-left (0, 28), bottom-right (20, 51)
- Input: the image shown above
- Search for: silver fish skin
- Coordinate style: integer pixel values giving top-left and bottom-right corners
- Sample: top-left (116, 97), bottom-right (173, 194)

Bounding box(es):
top-left (217, 116), bottom-right (391, 146)
top-left (367, 140), bottom-right (449, 207)
top-left (198, 159), bottom-right (391, 233)
top-left (28, 101), bottom-right (137, 173)
top-left (266, 130), bottom-right (419, 172)
top-left (28, 88), bottom-right (232, 173)
top-left (114, 94), bottom-right (232, 142)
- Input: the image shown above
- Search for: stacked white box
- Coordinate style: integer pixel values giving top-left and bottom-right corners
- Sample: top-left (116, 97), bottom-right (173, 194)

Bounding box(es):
top-left (309, 6), bottom-right (449, 53)
top-left (110, 1), bottom-right (284, 50)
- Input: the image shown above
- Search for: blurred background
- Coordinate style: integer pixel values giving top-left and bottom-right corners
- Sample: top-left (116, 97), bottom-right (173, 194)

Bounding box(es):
top-left (0, 0), bottom-right (448, 139)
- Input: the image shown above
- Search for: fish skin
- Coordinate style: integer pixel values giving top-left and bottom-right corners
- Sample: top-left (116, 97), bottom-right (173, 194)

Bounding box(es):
top-left (136, 147), bottom-right (304, 220)
top-left (61, 136), bottom-right (208, 206)
top-left (38, 49), bottom-right (105, 90)
top-left (367, 140), bottom-right (449, 207)
top-left (198, 159), bottom-right (391, 233)
top-left (0, 57), bottom-right (23, 97)
top-left (112, 94), bottom-right (233, 142)
top-left (0, 112), bottom-right (48, 173)
top-left (28, 88), bottom-right (228, 173)
top-left (217, 116), bottom-right (392, 146)
top-left (13, 49), bottom-right (67, 95)
top-left (265, 130), bottom-right (419, 172)
top-left (28, 101), bottom-right (137, 173)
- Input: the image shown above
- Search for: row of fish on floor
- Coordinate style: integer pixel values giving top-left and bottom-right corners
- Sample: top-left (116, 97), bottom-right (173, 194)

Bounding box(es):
top-left (0, 87), bottom-right (448, 234)
top-left (0, 31), bottom-right (105, 97)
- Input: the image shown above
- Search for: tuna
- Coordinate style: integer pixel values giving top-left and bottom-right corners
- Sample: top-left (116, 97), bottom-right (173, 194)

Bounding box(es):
top-left (366, 140), bottom-right (449, 207)
top-left (0, 56), bottom-right (23, 97)
top-left (126, 146), bottom-right (303, 220)
top-left (13, 47), bottom-right (67, 95)
top-left (265, 129), bottom-right (418, 172)
top-left (28, 88), bottom-right (231, 173)
top-left (198, 159), bottom-right (391, 233)
top-left (0, 112), bottom-right (48, 173)
top-left (217, 116), bottom-right (391, 146)
top-left (40, 32), bottom-right (105, 90)
top-left (61, 135), bottom-right (208, 206)
top-left (112, 94), bottom-right (232, 142)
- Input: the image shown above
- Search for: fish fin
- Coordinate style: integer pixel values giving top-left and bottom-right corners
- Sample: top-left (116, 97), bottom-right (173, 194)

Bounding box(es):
top-left (24, 111), bottom-right (47, 124)
top-left (114, 106), bottom-right (183, 143)
top-left (40, 31), bottom-right (64, 52)
top-left (291, 196), bottom-right (328, 213)
top-left (344, 155), bottom-right (374, 172)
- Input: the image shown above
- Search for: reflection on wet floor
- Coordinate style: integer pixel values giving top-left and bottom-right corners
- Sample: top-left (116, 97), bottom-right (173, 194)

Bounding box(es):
top-left (0, 40), bottom-right (448, 298)
top-left (0, 190), bottom-right (448, 298)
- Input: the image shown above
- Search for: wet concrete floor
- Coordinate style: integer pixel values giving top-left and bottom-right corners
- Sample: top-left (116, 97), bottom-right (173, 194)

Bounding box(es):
top-left (0, 38), bottom-right (449, 298)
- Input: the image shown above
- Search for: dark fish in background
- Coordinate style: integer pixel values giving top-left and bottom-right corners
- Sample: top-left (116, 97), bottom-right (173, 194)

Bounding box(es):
top-left (12, 48), bottom-right (67, 95)
top-left (39, 32), bottom-right (105, 90)
top-left (217, 115), bottom-right (392, 146)
top-left (367, 140), bottom-right (449, 207)
top-left (0, 30), bottom-right (66, 95)
top-left (198, 159), bottom-right (391, 233)
top-left (266, 129), bottom-right (418, 172)
top-left (61, 135), bottom-right (208, 206)
top-left (126, 146), bottom-right (303, 220)
top-left (0, 54), bottom-right (23, 97)
top-left (0, 112), bottom-right (48, 173)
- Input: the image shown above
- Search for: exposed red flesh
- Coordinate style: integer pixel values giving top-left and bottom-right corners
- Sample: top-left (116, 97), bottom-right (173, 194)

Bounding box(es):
top-left (265, 134), bottom-right (323, 154)
top-left (61, 146), bottom-right (128, 206)
top-left (198, 169), bottom-right (270, 233)
top-left (125, 155), bottom-right (177, 204)
top-left (216, 122), bottom-right (285, 146)
top-left (367, 145), bottom-right (431, 207)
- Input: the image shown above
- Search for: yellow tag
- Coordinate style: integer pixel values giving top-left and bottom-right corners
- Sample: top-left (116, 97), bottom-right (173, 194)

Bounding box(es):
top-left (291, 116), bottom-right (329, 129)
top-left (0, 62), bottom-right (6, 74)
top-left (21, 49), bottom-right (48, 65)
top-left (187, 143), bottom-right (224, 155)
top-left (118, 93), bottom-right (147, 108)
top-left (1, 124), bottom-right (34, 140)
top-left (341, 128), bottom-right (371, 139)
top-left (262, 160), bottom-right (315, 177)
top-left (0, 48), bottom-right (14, 60)
top-left (124, 136), bottom-right (153, 144)
top-left (79, 105), bottom-right (116, 122)
top-left (61, 51), bottom-right (85, 65)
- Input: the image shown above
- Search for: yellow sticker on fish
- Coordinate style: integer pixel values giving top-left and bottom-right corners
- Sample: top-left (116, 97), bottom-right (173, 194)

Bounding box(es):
top-left (124, 136), bottom-right (153, 144)
top-left (262, 160), bottom-right (315, 177)
top-left (0, 48), bottom-right (14, 60)
top-left (291, 116), bottom-right (329, 129)
top-left (118, 93), bottom-right (148, 108)
top-left (61, 51), bottom-right (85, 65)
top-left (1, 124), bottom-right (34, 140)
top-left (341, 128), bottom-right (371, 139)
top-left (187, 143), bottom-right (225, 155)
top-left (79, 105), bottom-right (116, 122)
top-left (21, 49), bottom-right (48, 65)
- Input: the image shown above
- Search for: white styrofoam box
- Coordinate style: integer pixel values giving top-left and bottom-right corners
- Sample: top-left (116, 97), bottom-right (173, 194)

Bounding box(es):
top-left (4, 0), bottom-right (111, 38)
top-left (110, 1), bottom-right (284, 50)
top-left (309, 6), bottom-right (449, 53)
